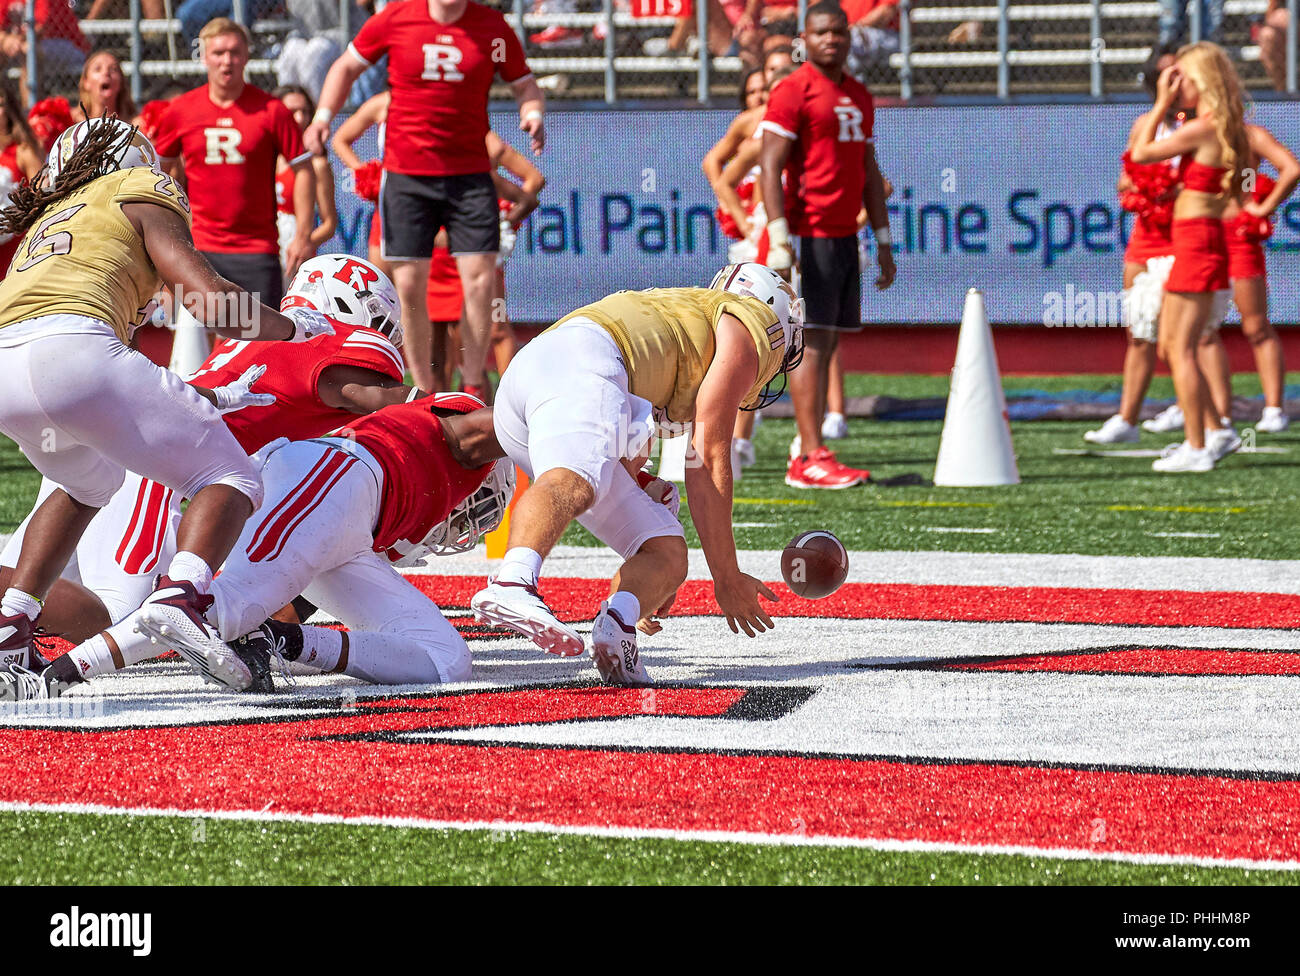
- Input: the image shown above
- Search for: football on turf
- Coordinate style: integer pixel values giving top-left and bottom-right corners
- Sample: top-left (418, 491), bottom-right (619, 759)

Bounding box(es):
top-left (781, 530), bottom-right (849, 599)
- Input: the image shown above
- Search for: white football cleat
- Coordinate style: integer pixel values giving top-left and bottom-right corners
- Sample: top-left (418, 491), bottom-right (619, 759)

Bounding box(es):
top-left (590, 602), bottom-right (651, 687)
top-left (1083, 414), bottom-right (1140, 444)
top-left (1152, 441), bottom-right (1215, 473)
top-left (1257, 406), bottom-right (1290, 433)
top-left (821, 412), bottom-right (848, 440)
top-left (1142, 403), bottom-right (1184, 433)
top-left (132, 579), bottom-right (252, 691)
top-left (1206, 425), bottom-right (1242, 461)
top-left (470, 580), bottom-right (585, 657)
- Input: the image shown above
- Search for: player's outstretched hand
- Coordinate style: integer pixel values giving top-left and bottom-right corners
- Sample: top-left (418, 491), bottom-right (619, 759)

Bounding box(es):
top-left (282, 306), bottom-right (335, 343)
top-left (714, 573), bottom-right (778, 637)
top-left (213, 364), bottom-right (276, 414)
top-left (638, 589), bottom-right (678, 636)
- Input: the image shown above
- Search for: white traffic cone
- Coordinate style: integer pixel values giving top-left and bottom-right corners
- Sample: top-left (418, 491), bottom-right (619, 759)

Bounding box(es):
top-left (933, 288), bottom-right (1019, 486)
top-left (168, 305), bottom-right (212, 378)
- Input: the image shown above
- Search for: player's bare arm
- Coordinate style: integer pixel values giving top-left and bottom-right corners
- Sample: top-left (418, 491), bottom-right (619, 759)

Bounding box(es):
top-left (863, 145), bottom-right (895, 289)
top-left (439, 407), bottom-right (505, 469)
top-left (684, 313), bottom-right (779, 637)
top-left (305, 52), bottom-right (370, 154)
top-left (125, 202), bottom-right (309, 342)
top-left (512, 75), bottom-right (546, 155)
top-left (759, 130), bottom-right (795, 271)
top-left (317, 365), bottom-right (412, 414)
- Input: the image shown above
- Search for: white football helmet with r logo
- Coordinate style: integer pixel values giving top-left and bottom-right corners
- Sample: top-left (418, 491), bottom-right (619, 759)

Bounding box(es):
top-left (284, 254), bottom-right (403, 348)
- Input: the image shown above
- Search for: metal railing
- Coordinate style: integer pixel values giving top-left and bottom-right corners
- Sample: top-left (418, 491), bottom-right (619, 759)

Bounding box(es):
top-left (14, 0), bottom-right (1299, 105)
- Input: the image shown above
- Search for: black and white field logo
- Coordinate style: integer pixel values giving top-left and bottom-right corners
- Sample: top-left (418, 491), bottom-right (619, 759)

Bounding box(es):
top-left (50, 906), bottom-right (151, 957)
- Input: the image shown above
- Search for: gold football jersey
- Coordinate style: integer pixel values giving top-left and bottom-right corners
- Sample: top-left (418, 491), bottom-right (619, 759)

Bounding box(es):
top-left (0, 166), bottom-right (192, 342)
top-left (550, 287), bottom-right (786, 423)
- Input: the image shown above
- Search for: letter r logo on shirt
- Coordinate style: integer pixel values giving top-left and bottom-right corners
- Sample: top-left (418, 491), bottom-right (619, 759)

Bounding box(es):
top-left (421, 43), bottom-right (465, 81)
top-left (203, 127), bottom-right (245, 164)
top-left (833, 105), bottom-right (865, 143)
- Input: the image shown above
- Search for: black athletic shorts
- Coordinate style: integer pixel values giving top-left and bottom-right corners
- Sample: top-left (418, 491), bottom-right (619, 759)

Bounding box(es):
top-left (798, 234), bottom-right (862, 331)
top-left (380, 170), bottom-right (500, 260)
top-left (202, 251), bottom-right (284, 307)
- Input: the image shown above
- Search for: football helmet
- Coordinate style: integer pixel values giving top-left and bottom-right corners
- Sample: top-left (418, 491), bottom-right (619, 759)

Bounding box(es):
top-left (284, 255), bottom-right (402, 348)
top-left (46, 117), bottom-right (159, 186)
top-left (709, 262), bottom-right (806, 409)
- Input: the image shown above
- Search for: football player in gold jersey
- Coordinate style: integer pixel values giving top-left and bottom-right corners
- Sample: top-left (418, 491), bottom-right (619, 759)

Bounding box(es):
top-left (472, 263), bottom-right (804, 686)
top-left (0, 117), bottom-right (335, 702)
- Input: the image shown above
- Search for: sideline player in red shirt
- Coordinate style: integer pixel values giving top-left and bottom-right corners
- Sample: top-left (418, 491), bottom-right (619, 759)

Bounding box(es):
top-left (0, 255), bottom-right (411, 653)
top-left (304, 0), bottom-right (546, 396)
top-left (759, 1), bottom-right (894, 489)
top-left (154, 18), bottom-right (317, 305)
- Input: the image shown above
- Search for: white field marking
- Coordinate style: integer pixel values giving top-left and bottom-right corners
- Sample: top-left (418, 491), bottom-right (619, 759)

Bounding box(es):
top-left (1053, 446), bottom-right (1290, 457)
top-left (403, 544), bottom-right (1300, 595)
top-left (921, 527), bottom-right (998, 534)
top-left (1147, 532), bottom-right (1221, 539)
top-left (2, 799), bottom-right (1295, 873)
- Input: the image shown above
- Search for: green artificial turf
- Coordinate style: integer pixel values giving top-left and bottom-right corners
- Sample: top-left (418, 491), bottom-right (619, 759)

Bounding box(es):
top-left (0, 811), bottom-right (1291, 886)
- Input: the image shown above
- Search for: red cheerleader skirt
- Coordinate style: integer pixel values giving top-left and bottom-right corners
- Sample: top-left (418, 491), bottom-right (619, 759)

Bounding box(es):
top-left (1165, 217), bottom-right (1229, 293)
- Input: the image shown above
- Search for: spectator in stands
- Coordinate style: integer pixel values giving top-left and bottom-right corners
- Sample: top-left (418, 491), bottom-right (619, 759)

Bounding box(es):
top-left (646, 0), bottom-right (766, 67)
top-left (176, 0), bottom-right (279, 45)
top-left (1158, 0), bottom-right (1223, 46)
top-left (277, 0), bottom-right (361, 102)
top-left (273, 83), bottom-right (338, 281)
top-left (1258, 0), bottom-right (1294, 91)
top-left (0, 85), bottom-right (43, 278)
top-left (305, 0), bottom-right (545, 397)
top-left (73, 50), bottom-right (137, 122)
top-left (844, 0), bottom-right (899, 79)
top-left (1, 0), bottom-right (90, 103)
top-left (85, 0), bottom-right (165, 21)
top-left (154, 18), bottom-right (317, 304)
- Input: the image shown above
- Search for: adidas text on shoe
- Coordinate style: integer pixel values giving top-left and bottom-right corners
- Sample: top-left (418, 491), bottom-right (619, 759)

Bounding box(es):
top-left (591, 602), bottom-right (651, 687)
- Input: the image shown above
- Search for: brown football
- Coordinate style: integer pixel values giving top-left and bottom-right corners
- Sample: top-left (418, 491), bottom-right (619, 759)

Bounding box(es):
top-left (781, 530), bottom-right (849, 599)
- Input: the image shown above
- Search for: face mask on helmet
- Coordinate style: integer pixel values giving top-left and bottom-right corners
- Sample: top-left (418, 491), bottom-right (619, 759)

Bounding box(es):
top-left (708, 262), bottom-right (806, 410)
top-left (285, 255), bottom-right (403, 348)
top-left (391, 460), bottom-right (514, 565)
top-left (45, 118), bottom-right (159, 188)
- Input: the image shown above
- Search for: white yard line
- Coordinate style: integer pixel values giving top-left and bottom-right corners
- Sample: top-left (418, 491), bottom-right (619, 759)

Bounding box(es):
top-left (3, 799), bottom-right (1294, 872)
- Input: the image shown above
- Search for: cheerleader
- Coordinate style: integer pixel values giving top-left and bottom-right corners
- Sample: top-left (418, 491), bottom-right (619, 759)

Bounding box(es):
top-left (273, 85), bottom-right (339, 286)
top-left (1195, 124), bottom-right (1299, 434)
top-left (1131, 43), bottom-right (1249, 473)
top-left (331, 90), bottom-right (391, 276)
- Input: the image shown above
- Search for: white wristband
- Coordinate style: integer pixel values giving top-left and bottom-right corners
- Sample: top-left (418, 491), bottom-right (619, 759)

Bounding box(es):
top-left (523, 109), bottom-right (543, 122)
top-left (312, 107), bottom-right (334, 126)
top-left (874, 226), bottom-right (892, 246)
top-left (766, 217), bottom-right (790, 248)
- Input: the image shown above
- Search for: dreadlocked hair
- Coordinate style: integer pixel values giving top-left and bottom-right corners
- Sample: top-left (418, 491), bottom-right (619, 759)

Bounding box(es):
top-left (0, 113), bottom-right (139, 240)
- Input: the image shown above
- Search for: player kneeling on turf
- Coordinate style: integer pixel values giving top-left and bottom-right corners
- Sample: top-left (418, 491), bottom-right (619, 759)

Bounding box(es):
top-left (144, 393), bottom-right (511, 692)
top-left (471, 262), bottom-right (804, 687)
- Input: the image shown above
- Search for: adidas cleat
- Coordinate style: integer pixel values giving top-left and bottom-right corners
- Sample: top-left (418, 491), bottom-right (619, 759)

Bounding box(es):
top-left (470, 580), bottom-right (585, 657)
top-left (590, 602), bottom-right (651, 687)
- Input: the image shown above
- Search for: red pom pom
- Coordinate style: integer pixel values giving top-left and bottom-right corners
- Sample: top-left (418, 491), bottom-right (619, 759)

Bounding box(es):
top-left (1253, 172), bottom-right (1276, 203)
top-left (1234, 210), bottom-right (1273, 243)
top-left (352, 159), bottom-right (382, 202)
top-left (27, 96), bottom-right (74, 151)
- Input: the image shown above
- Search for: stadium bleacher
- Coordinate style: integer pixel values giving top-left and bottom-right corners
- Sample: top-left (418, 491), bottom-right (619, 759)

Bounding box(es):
top-left (15, 0), bottom-right (1292, 107)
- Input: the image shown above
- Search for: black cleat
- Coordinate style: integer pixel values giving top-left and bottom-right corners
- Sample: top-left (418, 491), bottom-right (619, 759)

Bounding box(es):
top-left (227, 626), bottom-right (278, 694)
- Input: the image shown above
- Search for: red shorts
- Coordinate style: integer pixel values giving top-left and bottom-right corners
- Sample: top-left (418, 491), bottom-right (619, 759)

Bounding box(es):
top-left (1226, 226), bottom-right (1266, 281)
top-left (1165, 217), bottom-right (1229, 293)
top-left (1123, 216), bottom-right (1172, 265)
top-left (426, 247), bottom-right (463, 322)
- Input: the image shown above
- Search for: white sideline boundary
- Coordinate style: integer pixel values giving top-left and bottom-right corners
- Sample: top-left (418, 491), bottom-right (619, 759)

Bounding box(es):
top-left (4, 799), bottom-right (1296, 873)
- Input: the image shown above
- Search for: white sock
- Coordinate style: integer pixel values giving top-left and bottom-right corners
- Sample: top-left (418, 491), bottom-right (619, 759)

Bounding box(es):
top-left (1, 587), bottom-right (41, 622)
top-left (297, 626), bottom-right (344, 672)
top-left (64, 634), bottom-right (121, 679)
top-left (166, 551), bottom-right (214, 594)
top-left (607, 590), bottom-right (640, 625)
top-left (497, 547), bottom-right (543, 586)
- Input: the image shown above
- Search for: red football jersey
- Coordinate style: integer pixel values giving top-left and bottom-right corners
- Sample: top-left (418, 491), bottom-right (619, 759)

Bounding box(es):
top-left (760, 62), bottom-right (874, 238)
top-left (189, 324), bottom-right (406, 454)
top-left (153, 85), bottom-right (305, 253)
top-left (349, 1), bottom-right (531, 176)
top-left (347, 399), bottom-right (493, 554)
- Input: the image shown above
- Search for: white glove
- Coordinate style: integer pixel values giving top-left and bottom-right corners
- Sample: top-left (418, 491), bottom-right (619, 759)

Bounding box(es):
top-left (765, 217), bottom-right (794, 271)
top-left (637, 470), bottom-right (680, 517)
top-left (212, 364), bottom-right (276, 414)
top-left (497, 217), bottom-right (517, 267)
top-left (248, 436), bottom-right (289, 472)
top-left (282, 305), bottom-right (335, 343)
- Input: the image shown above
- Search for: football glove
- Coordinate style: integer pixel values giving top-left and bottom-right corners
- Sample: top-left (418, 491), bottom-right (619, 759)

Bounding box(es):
top-left (211, 364), bottom-right (276, 414)
top-left (282, 305), bottom-right (335, 343)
